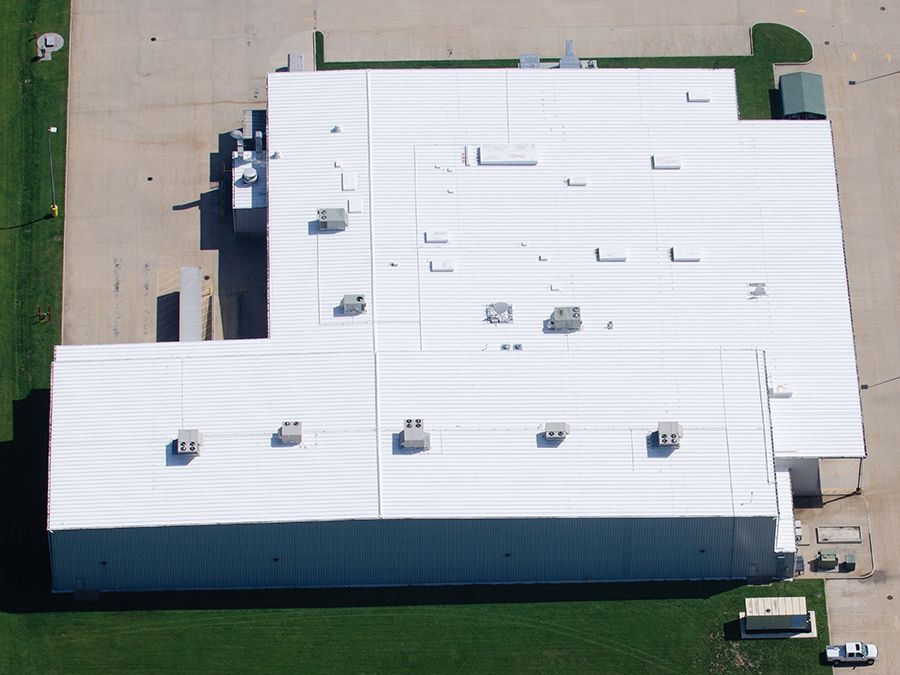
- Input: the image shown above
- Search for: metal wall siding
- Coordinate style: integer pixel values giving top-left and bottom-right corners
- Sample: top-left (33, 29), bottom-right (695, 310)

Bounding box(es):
top-left (775, 457), bottom-right (821, 497)
top-left (233, 207), bottom-right (267, 236)
top-left (51, 515), bottom-right (777, 592)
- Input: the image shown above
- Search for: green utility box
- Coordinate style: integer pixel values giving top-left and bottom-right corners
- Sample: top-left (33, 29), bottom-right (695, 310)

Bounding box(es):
top-left (818, 550), bottom-right (838, 570)
top-left (844, 554), bottom-right (857, 572)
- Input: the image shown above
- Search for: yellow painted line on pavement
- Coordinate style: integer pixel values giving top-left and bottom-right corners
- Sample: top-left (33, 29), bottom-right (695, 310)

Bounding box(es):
top-left (852, 52), bottom-right (858, 62)
top-left (795, 8), bottom-right (807, 13)
top-left (887, 53), bottom-right (893, 63)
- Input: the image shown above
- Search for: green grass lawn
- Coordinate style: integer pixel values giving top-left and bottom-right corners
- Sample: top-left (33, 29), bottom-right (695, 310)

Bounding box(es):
top-left (0, 0), bottom-right (69, 439)
top-left (316, 23), bottom-right (812, 119)
top-left (1, 580), bottom-right (829, 673)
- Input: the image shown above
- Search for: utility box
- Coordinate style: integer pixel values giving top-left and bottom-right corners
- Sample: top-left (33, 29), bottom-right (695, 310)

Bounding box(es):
top-left (317, 207), bottom-right (349, 231)
top-left (340, 294), bottom-right (367, 315)
top-left (401, 418), bottom-right (430, 451)
top-left (548, 306), bottom-right (582, 331)
top-left (818, 550), bottom-right (838, 570)
top-left (279, 421), bottom-right (302, 444)
top-left (843, 554), bottom-right (857, 572)
top-left (744, 597), bottom-right (810, 632)
top-left (175, 429), bottom-right (203, 455)
top-left (544, 422), bottom-right (570, 441)
top-left (779, 72), bottom-right (826, 120)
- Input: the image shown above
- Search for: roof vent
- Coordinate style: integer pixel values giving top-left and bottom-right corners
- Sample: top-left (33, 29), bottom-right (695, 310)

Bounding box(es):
top-left (425, 230), bottom-right (450, 244)
top-left (241, 167), bottom-right (258, 184)
top-left (544, 422), bottom-right (570, 441)
top-left (769, 385), bottom-right (793, 399)
top-left (401, 418), bottom-right (430, 451)
top-left (279, 421), bottom-right (303, 444)
top-left (486, 302), bottom-right (514, 323)
top-left (519, 53), bottom-right (541, 69)
top-left (671, 246), bottom-right (701, 262)
top-left (597, 246), bottom-right (627, 262)
top-left (175, 429), bottom-right (203, 455)
top-left (479, 144), bottom-right (538, 166)
top-left (658, 421), bottom-right (683, 447)
top-left (559, 39), bottom-right (581, 69)
top-left (340, 294), bottom-right (367, 315)
top-left (548, 306), bottom-right (582, 331)
top-left (317, 207), bottom-right (349, 231)
top-left (652, 155), bottom-right (681, 170)
top-left (686, 91), bottom-right (711, 103)
top-left (430, 260), bottom-right (455, 272)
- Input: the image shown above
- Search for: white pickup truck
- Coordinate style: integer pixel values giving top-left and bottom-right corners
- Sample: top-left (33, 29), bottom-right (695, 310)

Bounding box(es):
top-left (824, 642), bottom-right (877, 665)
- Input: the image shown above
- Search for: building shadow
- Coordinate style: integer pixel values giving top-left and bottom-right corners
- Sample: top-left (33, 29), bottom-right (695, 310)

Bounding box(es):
top-left (722, 618), bottom-right (743, 641)
top-left (769, 88), bottom-right (783, 119)
top-left (156, 291), bottom-right (179, 341)
top-left (8, 578), bottom-right (745, 615)
top-left (0, 390), bottom-right (52, 612)
top-left (174, 131), bottom-right (268, 340)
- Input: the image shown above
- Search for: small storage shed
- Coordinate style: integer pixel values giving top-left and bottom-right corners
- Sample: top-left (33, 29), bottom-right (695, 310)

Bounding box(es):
top-left (779, 72), bottom-right (826, 120)
top-left (745, 596), bottom-right (810, 632)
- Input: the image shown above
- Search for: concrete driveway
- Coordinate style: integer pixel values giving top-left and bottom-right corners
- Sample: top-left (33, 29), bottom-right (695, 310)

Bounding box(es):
top-left (66, 0), bottom-right (900, 669)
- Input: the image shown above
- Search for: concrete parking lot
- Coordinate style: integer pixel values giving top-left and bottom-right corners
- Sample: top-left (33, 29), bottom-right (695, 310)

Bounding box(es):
top-left (66, 0), bottom-right (900, 669)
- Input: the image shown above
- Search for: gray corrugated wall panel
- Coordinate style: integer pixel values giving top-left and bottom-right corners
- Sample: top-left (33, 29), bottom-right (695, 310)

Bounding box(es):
top-left (233, 207), bottom-right (267, 236)
top-left (50, 516), bottom-right (777, 592)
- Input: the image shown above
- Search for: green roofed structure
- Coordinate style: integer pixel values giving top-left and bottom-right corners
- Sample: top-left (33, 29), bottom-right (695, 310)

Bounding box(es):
top-left (779, 72), bottom-right (826, 120)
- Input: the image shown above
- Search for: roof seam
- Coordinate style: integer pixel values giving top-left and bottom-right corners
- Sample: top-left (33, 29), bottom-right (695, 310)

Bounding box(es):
top-left (365, 70), bottom-right (384, 519)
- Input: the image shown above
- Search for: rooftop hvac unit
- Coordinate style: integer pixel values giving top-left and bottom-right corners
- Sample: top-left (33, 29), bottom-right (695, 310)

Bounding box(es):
top-left (658, 421), bottom-right (683, 447)
top-left (401, 418), bottom-right (430, 451)
top-left (548, 306), bottom-right (582, 331)
top-left (175, 429), bottom-right (203, 455)
top-left (317, 207), bottom-right (349, 231)
top-left (279, 420), bottom-right (303, 444)
top-left (544, 422), bottom-right (570, 441)
top-left (340, 294), bottom-right (367, 315)
top-left (486, 302), bottom-right (514, 323)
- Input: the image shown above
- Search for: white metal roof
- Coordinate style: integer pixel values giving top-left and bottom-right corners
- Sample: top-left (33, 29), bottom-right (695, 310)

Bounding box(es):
top-left (49, 344), bottom-right (776, 529)
top-left (232, 150), bottom-right (267, 209)
top-left (49, 68), bottom-right (863, 531)
top-left (774, 470), bottom-right (797, 554)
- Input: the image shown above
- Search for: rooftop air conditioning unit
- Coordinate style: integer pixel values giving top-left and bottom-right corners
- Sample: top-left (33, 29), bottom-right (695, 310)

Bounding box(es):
top-left (544, 422), bottom-right (570, 441)
top-left (279, 420), bottom-right (303, 444)
top-left (401, 418), bottom-right (430, 451)
top-left (486, 302), bottom-right (514, 323)
top-left (340, 294), bottom-right (367, 315)
top-left (317, 207), bottom-right (349, 231)
top-left (175, 429), bottom-right (203, 455)
top-left (658, 421), bottom-right (683, 447)
top-left (548, 306), bottom-right (582, 331)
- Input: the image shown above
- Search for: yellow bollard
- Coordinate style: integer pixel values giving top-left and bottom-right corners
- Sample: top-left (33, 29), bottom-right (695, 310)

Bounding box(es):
top-left (50, 204), bottom-right (59, 218)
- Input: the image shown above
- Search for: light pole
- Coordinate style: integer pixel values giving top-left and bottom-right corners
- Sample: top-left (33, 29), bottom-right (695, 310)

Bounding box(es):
top-left (48, 126), bottom-right (58, 218)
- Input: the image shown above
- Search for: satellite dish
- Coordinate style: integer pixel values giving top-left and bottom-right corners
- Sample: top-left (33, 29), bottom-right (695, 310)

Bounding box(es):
top-left (229, 129), bottom-right (244, 140)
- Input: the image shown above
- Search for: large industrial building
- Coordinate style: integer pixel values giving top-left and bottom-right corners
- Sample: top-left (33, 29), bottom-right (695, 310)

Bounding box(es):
top-left (48, 67), bottom-right (864, 592)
